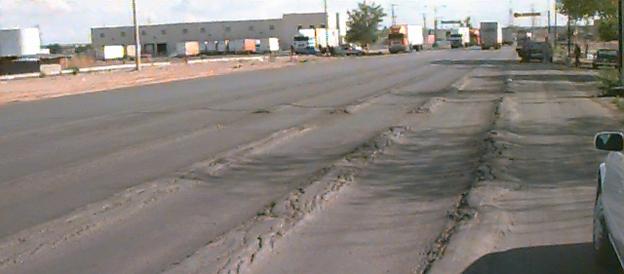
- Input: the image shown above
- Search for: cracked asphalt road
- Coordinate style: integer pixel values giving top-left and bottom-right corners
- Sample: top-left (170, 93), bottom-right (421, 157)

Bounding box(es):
top-left (0, 48), bottom-right (618, 274)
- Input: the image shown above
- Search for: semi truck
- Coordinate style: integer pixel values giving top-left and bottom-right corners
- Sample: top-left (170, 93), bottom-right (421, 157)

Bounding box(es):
top-left (480, 22), bottom-right (502, 50)
top-left (449, 27), bottom-right (470, 48)
top-left (388, 25), bottom-right (424, 54)
top-left (292, 28), bottom-right (340, 55)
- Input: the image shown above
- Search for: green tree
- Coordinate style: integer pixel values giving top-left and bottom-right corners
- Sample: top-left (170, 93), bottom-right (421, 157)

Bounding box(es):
top-left (345, 1), bottom-right (387, 48)
top-left (559, 0), bottom-right (616, 19)
top-left (598, 17), bottom-right (618, 41)
top-left (559, 0), bottom-right (617, 41)
top-left (45, 43), bottom-right (63, 54)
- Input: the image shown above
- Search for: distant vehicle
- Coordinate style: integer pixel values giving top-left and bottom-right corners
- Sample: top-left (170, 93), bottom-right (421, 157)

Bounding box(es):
top-left (449, 34), bottom-right (464, 49)
top-left (449, 27), bottom-right (470, 48)
top-left (593, 49), bottom-right (618, 69)
top-left (518, 41), bottom-right (552, 63)
top-left (293, 28), bottom-right (340, 55)
top-left (594, 132), bottom-right (624, 269)
top-left (388, 25), bottom-right (424, 54)
top-left (502, 28), bottom-right (515, 46)
top-left (515, 30), bottom-right (532, 54)
top-left (334, 44), bottom-right (364, 56)
top-left (480, 22), bottom-right (502, 50)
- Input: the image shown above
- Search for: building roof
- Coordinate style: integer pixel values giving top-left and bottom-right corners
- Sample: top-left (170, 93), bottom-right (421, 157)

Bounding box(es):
top-left (91, 12), bottom-right (326, 30)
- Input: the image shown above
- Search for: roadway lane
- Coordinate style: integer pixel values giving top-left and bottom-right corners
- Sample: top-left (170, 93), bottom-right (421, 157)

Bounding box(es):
top-left (0, 48), bottom-right (512, 273)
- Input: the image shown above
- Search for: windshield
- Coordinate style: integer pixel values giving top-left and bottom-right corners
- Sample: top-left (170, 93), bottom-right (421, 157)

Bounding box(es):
top-left (294, 36), bottom-right (309, 41)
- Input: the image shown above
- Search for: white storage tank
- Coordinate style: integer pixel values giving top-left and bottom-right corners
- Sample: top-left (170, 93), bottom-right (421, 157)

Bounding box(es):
top-left (0, 28), bottom-right (42, 57)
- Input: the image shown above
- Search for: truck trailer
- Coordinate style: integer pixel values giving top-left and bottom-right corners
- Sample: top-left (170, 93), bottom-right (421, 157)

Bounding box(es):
top-left (0, 28), bottom-right (42, 57)
top-left (480, 22), bottom-right (502, 50)
top-left (388, 25), bottom-right (424, 54)
top-left (292, 28), bottom-right (340, 55)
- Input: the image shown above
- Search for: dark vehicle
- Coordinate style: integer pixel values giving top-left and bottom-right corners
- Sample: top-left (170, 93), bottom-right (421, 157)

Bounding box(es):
top-left (594, 132), bottom-right (624, 270)
top-left (449, 34), bottom-right (464, 49)
top-left (518, 41), bottom-right (553, 63)
top-left (333, 44), bottom-right (364, 56)
top-left (593, 49), bottom-right (618, 69)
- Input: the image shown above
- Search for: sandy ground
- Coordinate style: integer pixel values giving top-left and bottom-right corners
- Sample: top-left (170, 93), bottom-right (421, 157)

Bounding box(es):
top-left (0, 47), bottom-right (616, 274)
top-left (0, 56), bottom-right (324, 105)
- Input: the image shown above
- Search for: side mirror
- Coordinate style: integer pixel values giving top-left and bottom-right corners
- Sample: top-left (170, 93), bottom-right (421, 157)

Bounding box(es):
top-left (595, 132), bottom-right (624, 152)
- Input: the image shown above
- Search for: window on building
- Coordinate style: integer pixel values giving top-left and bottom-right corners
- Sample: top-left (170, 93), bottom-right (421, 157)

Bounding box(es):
top-left (225, 26), bottom-right (231, 32)
top-left (121, 31), bottom-right (126, 37)
top-left (141, 30), bottom-right (147, 36)
top-left (100, 33), bottom-right (105, 38)
top-left (248, 26), bottom-right (254, 31)
top-left (269, 25), bottom-right (275, 30)
top-left (200, 27), bottom-right (206, 33)
top-left (161, 29), bottom-right (166, 35)
top-left (310, 25), bottom-right (316, 28)
top-left (297, 25), bottom-right (303, 30)
top-left (183, 28), bottom-right (188, 34)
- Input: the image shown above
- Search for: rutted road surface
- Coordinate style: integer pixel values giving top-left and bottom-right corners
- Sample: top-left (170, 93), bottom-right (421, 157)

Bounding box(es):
top-left (0, 48), bottom-right (618, 274)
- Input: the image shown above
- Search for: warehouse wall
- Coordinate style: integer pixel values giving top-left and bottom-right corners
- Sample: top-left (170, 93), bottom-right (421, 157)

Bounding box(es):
top-left (91, 13), bottom-right (329, 55)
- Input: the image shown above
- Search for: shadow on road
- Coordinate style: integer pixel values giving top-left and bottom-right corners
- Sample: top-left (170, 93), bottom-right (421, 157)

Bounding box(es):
top-left (462, 243), bottom-right (620, 274)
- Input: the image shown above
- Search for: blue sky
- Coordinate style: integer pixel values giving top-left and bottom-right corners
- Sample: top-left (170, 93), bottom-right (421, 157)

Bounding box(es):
top-left (0, 0), bottom-right (562, 44)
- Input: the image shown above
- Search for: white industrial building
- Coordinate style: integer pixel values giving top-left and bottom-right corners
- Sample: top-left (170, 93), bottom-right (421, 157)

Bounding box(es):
top-left (91, 12), bottom-right (346, 57)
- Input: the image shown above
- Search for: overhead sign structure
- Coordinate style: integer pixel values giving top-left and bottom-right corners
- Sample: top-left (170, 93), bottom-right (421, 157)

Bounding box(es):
top-left (514, 12), bottom-right (542, 18)
top-left (440, 20), bottom-right (462, 24)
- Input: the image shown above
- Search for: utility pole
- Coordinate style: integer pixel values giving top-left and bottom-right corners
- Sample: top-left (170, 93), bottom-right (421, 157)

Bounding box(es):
top-left (547, 10), bottom-right (551, 43)
top-left (554, 4), bottom-right (558, 47)
top-left (618, 0), bottom-right (624, 84)
top-left (324, 0), bottom-right (329, 55)
top-left (567, 15), bottom-right (572, 57)
top-left (132, 0), bottom-right (141, 71)
top-left (391, 4), bottom-right (398, 26)
top-left (434, 6), bottom-right (438, 47)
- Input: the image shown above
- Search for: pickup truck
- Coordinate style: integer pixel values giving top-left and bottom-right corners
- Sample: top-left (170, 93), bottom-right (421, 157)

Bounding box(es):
top-left (593, 49), bottom-right (618, 69)
top-left (594, 132), bottom-right (624, 270)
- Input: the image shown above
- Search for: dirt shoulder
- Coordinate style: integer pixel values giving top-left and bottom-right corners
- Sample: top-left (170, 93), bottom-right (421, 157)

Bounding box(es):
top-left (0, 56), bottom-right (328, 105)
top-left (429, 63), bottom-right (620, 274)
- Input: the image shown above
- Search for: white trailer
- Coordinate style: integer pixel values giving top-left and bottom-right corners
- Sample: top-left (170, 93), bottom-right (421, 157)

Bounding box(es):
top-left (293, 28), bottom-right (339, 54)
top-left (176, 41), bottom-right (200, 57)
top-left (257, 38), bottom-right (280, 53)
top-left (97, 45), bottom-right (125, 60)
top-left (480, 22), bottom-right (503, 50)
top-left (0, 28), bottom-right (42, 57)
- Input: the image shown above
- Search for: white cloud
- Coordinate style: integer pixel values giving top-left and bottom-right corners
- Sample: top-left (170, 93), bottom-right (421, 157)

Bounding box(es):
top-left (0, 0), bottom-right (559, 44)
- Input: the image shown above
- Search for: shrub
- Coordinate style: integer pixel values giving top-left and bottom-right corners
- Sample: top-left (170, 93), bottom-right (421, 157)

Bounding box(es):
top-left (598, 68), bottom-right (622, 96)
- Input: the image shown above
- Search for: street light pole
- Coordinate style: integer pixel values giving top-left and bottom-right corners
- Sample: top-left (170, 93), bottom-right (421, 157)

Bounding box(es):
top-left (132, 0), bottom-right (141, 71)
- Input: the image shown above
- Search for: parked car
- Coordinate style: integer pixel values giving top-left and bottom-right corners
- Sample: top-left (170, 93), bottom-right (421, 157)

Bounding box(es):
top-left (593, 49), bottom-right (618, 69)
top-left (334, 44), bottom-right (364, 56)
top-left (594, 131), bottom-right (624, 269)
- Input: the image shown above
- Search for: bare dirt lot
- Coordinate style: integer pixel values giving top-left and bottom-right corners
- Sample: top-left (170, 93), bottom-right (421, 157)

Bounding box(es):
top-left (0, 56), bottom-right (326, 105)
